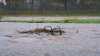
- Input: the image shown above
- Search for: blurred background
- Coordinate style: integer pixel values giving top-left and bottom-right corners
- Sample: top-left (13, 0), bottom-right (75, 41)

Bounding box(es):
top-left (0, 0), bottom-right (100, 15)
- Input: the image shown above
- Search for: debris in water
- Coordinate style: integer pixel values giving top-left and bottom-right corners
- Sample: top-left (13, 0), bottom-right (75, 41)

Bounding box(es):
top-left (17, 26), bottom-right (65, 36)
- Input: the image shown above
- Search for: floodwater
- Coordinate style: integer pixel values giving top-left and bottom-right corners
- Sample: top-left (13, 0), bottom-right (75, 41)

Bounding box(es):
top-left (0, 22), bottom-right (100, 56)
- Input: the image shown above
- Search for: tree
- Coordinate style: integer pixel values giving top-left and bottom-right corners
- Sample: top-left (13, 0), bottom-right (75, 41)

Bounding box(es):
top-left (6, 0), bottom-right (25, 10)
top-left (64, 0), bottom-right (80, 10)
top-left (39, 0), bottom-right (49, 11)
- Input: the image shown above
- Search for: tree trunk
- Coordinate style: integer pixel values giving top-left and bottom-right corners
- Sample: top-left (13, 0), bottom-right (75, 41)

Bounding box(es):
top-left (64, 0), bottom-right (67, 10)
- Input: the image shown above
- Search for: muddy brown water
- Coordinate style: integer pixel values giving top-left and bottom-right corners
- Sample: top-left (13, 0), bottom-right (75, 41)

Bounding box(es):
top-left (0, 22), bottom-right (100, 56)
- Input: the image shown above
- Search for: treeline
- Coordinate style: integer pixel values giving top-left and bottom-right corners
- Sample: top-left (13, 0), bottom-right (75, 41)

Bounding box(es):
top-left (0, 0), bottom-right (100, 14)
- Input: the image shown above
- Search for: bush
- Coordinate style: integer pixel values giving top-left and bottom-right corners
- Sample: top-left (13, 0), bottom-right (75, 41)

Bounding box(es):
top-left (0, 16), bottom-right (2, 22)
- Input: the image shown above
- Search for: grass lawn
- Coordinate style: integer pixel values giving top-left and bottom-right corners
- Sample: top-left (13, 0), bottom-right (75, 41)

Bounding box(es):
top-left (1, 10), bottom-right (100, 16)
top-left (1, 17), bottom-right (100, 23)
top-left (27, 19), bottom-right (100, 23)
top-left (63, 19), bottom-right (100, 23)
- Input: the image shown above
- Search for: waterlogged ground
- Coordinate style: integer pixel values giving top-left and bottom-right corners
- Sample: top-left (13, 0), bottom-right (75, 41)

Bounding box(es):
top-left (0, 22), bottom-right (100, 56)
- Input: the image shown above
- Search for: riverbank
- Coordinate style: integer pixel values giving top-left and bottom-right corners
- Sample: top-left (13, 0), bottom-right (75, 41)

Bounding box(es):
top-left (0, 16), bottom-right (100, 23)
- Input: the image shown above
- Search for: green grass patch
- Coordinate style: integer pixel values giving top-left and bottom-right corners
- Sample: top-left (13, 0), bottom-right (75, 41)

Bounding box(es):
top-left (1, 19), bottom-right (100, 23)
top-left (64, 19), bottom-right (100, 23)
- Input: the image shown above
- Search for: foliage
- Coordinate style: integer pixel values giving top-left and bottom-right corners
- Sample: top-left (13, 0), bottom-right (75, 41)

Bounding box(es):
top-left (0, 16), bottom-right (2, 21)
